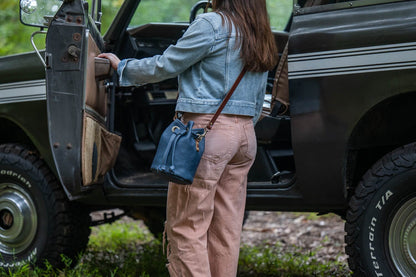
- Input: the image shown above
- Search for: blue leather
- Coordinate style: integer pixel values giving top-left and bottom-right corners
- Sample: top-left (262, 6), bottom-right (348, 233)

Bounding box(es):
top-left (151, 119), bottom-right (205, 184)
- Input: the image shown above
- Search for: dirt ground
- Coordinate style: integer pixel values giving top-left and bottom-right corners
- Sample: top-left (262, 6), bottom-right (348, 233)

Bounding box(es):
top-left (92, 210), bottom-right (348, 265)
top-left (241, 211), bottom-right (347, 264)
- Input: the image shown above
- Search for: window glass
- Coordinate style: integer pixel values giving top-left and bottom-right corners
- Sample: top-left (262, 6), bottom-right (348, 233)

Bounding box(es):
top-left (124, 0), bottom-right (292, 31)
top-left (268, 0), bottom-right (293, 30)
top-left (129, 0), bottom-right (197, 26)
top-left (99, 0), bottom-right (124, 33)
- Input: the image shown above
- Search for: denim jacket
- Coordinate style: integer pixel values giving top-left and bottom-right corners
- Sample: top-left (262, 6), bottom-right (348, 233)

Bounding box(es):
top-left (117, 12), bottom-right (268, 123)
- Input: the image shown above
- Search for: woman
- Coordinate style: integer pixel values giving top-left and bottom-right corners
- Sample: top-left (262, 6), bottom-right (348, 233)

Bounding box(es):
top-left (99, 0), bottom-right (277, 276)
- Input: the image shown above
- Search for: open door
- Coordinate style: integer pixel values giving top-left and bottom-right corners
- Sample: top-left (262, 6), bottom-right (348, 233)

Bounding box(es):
top-left (45, 0), bottom-right (121, 197)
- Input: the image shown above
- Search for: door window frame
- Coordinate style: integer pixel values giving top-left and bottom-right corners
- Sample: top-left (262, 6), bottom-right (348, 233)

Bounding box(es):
top-left (294, 0), bottom-right (409, 15)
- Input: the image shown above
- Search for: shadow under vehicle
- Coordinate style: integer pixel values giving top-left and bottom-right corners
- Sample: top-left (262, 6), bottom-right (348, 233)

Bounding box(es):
top-left (0, 0), bottom-right (416, 275)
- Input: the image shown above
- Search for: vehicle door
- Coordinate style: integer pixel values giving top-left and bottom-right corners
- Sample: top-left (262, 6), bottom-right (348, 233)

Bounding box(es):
top-left (45, 0), bottom-right (121, 197)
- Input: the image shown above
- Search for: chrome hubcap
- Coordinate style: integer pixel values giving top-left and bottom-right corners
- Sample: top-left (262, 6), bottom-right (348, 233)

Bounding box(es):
top-left (389, 197), bottom-right (416, 276)
top-left (0, 183), bottom-right (37, 255)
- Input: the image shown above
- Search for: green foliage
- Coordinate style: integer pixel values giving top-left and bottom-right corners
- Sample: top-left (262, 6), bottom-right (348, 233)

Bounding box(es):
top-left (0, 2), bottom-right (35, 56)
top-left (0, 219), bottom-right (350, 277)
top-left (80, 240), bottom-right (168, 277)
top-left (99, 0), bottom-right (124, 33)
top-left (238, 242), bottom-right (352, 277)
top-left (0, 221), bottom-right (167, 277)
top-left (130, 0), bottom-right (198, 26)
top-left (268, 0), bottom-right (293, 30)
top-left (88, 220), bottom-right (153, 250)
top-left (0, 0), bottom-right (292, 57)
top-left (82, 221), bottom-right (167, 276)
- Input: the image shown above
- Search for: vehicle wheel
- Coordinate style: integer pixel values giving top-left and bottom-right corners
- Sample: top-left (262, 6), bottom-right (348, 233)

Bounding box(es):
top-left (345, 143), bottom-right (416, 276)
top-left (144, 208), bottom-right (166, 237)
top-left (0, 144), bottom-right (91, 269)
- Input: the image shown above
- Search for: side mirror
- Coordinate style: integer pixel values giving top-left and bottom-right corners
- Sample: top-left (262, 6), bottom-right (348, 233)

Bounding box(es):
top-left (20, 0), bottom-right (63, 28)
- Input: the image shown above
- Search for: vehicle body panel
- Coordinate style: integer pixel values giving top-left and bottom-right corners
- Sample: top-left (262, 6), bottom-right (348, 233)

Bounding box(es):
top-left (1, 0), bottom-right (415, 212)
top-left (3, 0), bottom-right (416, 273)
top-left (0, 51), bottom-right (45, 84)
top-left (288, 0), bottom-right (416, 208)
top-left (0, 52), bottom-right (55, 174)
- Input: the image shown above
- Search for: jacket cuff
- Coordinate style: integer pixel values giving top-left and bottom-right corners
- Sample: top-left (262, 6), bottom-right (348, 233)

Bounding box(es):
top-left (117, 58), bottom-right (140, 86)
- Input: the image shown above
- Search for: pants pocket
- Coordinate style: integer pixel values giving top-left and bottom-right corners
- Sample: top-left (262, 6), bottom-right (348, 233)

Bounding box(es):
top-left (242, 121), bottom-right (257, 161)
top-left (200, 127), bottom-right (233, 164)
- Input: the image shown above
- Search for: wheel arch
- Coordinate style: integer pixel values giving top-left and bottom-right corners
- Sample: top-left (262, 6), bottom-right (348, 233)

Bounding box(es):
top-left (0, 117), bottom-right (35, 147)
top-left (345, 91), bottom-right (416, 198)
top-left (0, 115), bottom-right (57, 185)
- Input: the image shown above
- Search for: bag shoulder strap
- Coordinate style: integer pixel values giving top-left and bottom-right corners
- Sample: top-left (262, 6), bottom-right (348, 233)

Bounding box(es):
top-left (206, 66), bottom-right (248, 130)
top-left (270, 42), bottom-right (289, 115)
top-left (272, 42), bottom-right (289, 101)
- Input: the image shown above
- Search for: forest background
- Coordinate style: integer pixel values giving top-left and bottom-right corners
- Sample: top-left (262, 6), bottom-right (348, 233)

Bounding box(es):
top-left (0, 0), bottom-right (292, 57)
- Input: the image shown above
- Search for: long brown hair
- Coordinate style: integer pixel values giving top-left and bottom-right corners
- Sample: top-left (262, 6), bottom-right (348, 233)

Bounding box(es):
top-left (212, 0), bottom-right (278, 72)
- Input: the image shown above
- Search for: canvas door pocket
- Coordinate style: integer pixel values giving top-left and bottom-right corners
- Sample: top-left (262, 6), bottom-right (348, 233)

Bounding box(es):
top-left (82, 113), bottom-right (122, 186)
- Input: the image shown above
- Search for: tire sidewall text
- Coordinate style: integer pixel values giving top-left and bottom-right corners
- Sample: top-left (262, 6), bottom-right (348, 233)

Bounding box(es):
top-left (358, 170), bottom-right (416, 277)
top-left (0, 163), bottom-right (50, 268)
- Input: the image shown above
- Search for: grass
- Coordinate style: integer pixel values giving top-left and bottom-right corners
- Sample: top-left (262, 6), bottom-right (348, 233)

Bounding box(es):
top-left (238, 243), bottom-right (351, 277)
top-left (0, 218), bottom-right (351, 277)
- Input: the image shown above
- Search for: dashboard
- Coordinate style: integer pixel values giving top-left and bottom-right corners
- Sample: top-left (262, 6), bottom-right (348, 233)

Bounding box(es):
top-left (117, 22), bottom-right (289, 104)
top-left (125, 23), bottom-right (189, 59)
top-left (116, 23), bottom-right (191, 103)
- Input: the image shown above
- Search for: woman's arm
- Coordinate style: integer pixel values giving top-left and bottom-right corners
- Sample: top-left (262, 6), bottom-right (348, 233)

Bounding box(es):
top-left (101, 15), bottom-right (216, 87)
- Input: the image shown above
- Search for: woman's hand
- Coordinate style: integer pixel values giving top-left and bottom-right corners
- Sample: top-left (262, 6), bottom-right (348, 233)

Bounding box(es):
top-left (97, 53), bottom-right (121, 70)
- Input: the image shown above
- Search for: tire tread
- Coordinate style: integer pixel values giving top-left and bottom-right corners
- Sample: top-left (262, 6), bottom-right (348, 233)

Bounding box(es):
top-left (345, 143), bottom-right (416, 276)
top-left (0, 144), bottom-right (91, 268)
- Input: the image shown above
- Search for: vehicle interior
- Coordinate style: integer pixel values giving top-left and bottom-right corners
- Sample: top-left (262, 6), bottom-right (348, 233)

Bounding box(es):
top-left (107, 2), bottom-right (295, 190)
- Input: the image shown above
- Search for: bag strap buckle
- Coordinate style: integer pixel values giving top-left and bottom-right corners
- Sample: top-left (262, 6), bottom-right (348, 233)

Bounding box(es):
top-left (195, 128), bottom-right (209, 152)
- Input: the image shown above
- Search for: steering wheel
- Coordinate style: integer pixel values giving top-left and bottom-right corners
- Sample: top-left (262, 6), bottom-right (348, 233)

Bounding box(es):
top-left (190, 1), bottom-right (212, 23)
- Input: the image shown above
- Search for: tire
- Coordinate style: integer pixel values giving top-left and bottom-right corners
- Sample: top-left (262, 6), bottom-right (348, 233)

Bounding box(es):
top-left (143, 208), bottom-right (166, 236)
top-left (345, 142), bottom-right (416, 276)
top-left (0, 144), bottom-right (91, 269)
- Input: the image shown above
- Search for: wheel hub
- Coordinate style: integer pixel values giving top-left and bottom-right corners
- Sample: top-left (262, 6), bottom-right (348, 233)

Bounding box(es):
top-left (0, 209), bottom-right (14, 230)
top-left (0, 183), bottom-right (37, 255)
top-left (389, 197), bottom-right (416, 276)
top-left (403, 220), bottom-right (416, 265)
